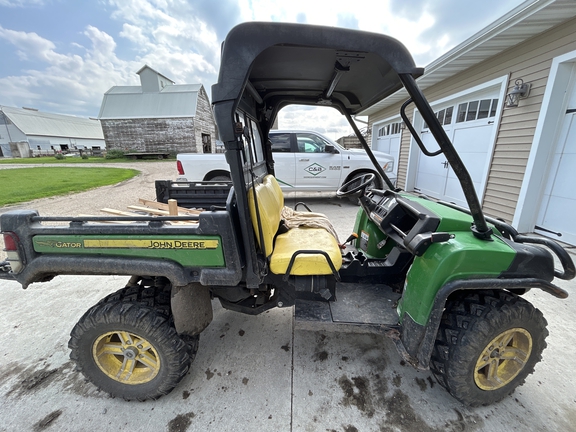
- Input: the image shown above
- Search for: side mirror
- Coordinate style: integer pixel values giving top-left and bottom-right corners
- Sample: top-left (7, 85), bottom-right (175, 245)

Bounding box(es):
top-left (325, 144), bottom-right (336, 153)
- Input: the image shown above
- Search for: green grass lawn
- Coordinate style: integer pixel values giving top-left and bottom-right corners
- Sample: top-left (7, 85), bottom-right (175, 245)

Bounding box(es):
top-left (0, 167), bottom-right (139, 206)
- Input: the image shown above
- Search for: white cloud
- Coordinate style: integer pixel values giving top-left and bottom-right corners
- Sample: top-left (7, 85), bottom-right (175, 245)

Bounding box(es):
top-left (119, 23), bottom-right (149, 49)
top-left (0, 0), bottom-right (526, 139)
top-left (0, 24), bottom-right (136, 115)
top-left (0, 0), bottom-right (224, 116)
top-left (0, 26), bottom-right (56, 61)
top-left (108, 0), bottom-right (220, 84)
top-left (0, 0), bottom-right (44, 6)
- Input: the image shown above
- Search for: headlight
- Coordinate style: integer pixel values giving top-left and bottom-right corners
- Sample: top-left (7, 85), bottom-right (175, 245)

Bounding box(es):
top-left (383, 161), bottom-right (394, 173)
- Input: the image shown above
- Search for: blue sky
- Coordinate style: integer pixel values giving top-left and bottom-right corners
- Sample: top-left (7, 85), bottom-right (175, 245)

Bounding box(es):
top-left (0, 0), bottom-right (527, 138)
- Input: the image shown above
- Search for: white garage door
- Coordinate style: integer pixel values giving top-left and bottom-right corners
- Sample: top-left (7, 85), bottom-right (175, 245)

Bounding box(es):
top-left (414, 96), bottom-right (499, 208)
top-left (374, 121), bottom-right (402, 176)
top-left (536, 78), bottom-right (576, 244)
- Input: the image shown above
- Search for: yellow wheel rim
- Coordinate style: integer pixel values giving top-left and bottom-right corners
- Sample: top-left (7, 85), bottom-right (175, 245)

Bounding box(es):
top-left (93, 331), bottom-right (161, 385)
top-left (474, 327), bottom-right (532, 391)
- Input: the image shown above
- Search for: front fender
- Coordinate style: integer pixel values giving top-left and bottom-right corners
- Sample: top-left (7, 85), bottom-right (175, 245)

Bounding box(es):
top-left (400, 278), bottom-right (567, 369)
top-left (398, 232), bottom-right (516, 326)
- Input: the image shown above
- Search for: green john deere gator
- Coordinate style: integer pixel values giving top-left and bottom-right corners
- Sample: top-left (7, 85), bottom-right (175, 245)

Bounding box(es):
top-left (1, 22), bottom-right (574, 406)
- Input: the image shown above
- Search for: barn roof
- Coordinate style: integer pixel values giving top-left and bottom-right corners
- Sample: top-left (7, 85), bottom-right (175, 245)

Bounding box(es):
top-left (0, 106), bottom-right (104, 139)
top-left (98, 84), bottom-right (203, 120)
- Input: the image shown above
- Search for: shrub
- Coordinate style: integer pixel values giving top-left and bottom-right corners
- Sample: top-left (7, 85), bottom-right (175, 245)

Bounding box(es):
top-left (54, 153), bottom-right (65, 160)
top-left (105, 149), bottom-right (126, 159)
top-left (81, 154), bottom-right (89, 160)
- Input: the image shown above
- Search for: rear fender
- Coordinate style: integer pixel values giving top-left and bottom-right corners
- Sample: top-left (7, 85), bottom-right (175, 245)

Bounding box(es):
top-left (0, 208), bottom-right (243, 289)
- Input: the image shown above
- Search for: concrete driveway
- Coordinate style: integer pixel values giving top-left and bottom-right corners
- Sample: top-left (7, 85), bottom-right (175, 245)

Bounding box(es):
top-left (1, 164), bottom-right (575, 431)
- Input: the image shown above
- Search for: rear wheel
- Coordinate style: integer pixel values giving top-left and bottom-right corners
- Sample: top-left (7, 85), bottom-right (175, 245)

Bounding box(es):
top-left (430, 290), bottom-right (547, 406)
top-left (69, 301), bottom-right (191, 400)
top-left (96, 282), bottom-right (200, 358)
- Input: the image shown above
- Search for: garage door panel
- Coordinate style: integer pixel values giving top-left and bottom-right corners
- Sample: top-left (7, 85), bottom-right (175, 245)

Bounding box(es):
top-left (415, 171), bottom-right (447, 197)
top-left (541, 195), bottom-right (576, 244)
top-left (375, 137), bottom-right (390, 153)
top-left (452, 153), bottom-right (487, 182)
top-left (452, 123), bottom-right (493, 153)
top-left (538, 108), bottom-right (576, 244)
top-left (558, 116), bottom-right (576, 154)
top-left (418, 153), bottom-right (445, 175)
top-left (375, 135), bottom-right (401, 175)
top-left (443, 179), bottom-right (467, 206)
top-left (389, 136), bottom-right (401, 174)
top-left (551, 153), bottom-right (576, 199)
top-left (414, 132), bottom-right (444, 194)
top-left (413, 91), bottom-right (499, 205)
top-left (542, 153), bottom-right (561, 197)
top-left (375, 137), bottom-right (392, 153)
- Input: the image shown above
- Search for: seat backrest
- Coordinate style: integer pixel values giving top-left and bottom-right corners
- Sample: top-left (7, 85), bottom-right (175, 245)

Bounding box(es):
top-left (266, 175), bottom-right (284, 209)
top-left (247, 175), bottom-right (284, 257)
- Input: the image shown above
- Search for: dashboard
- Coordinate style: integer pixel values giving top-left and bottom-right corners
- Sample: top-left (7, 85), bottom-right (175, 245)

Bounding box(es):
top-left (362, 189), bottom-right (441, 255)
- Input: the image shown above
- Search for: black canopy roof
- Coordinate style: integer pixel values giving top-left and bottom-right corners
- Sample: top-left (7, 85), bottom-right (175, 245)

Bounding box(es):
top-left (212, 22), bottom-right (423, 118)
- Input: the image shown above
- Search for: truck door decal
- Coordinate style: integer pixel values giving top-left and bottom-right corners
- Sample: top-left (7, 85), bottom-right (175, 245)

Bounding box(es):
top-left (304, 163), bottom-right (326, 176)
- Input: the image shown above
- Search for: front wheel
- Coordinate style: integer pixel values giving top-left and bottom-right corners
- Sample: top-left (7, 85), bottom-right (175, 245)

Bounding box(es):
top-left (430, 290), bottom-right (548, 406)
top-left (69, 302), bottom-right (191, 401)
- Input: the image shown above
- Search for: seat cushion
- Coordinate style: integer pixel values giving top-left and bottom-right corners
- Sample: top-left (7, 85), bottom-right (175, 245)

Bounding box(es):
top-left (270, 227), bottom-right (343, 275)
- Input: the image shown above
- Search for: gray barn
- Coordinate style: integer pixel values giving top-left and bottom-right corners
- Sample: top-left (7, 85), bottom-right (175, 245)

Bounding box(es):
top-left (98, 66), bottom-right (216, 154)
top-left (0, 106), bottom-right (104, 158)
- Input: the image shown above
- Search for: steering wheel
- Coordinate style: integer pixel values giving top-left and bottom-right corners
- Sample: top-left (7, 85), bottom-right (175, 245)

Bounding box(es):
top-left (336, 173), bottom-right (376, 197)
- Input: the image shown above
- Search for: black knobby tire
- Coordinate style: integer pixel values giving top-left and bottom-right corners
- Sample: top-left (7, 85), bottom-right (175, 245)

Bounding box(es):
top-left (97, 284), bottom-right (172, 318)
top-left (69, 301), bottom-right (191, 401)
top-left (97, 284), bottom-right (200, 360)
top-left (430, 290), bottom-right (548, 406)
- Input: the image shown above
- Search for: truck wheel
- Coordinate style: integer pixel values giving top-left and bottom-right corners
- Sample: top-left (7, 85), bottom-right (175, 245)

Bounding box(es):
top-left (69, 302), bottom-right (191, 400)
top-left (210, 175), bottom-right (231, 182)
top-left (430, 290), bottom-right (547, 406)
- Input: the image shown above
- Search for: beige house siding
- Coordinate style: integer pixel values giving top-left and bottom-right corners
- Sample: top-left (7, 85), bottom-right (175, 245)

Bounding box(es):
top-left (368, 16), bottom-right (576, 222)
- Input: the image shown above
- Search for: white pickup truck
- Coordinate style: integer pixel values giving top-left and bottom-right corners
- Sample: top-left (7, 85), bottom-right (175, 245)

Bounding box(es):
top-left (177, 130), bottom-right (396, 192)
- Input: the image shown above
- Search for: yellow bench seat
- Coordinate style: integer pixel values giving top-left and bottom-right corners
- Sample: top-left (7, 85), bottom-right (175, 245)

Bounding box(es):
top-left (270, 227), bottom-right (342, 276)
